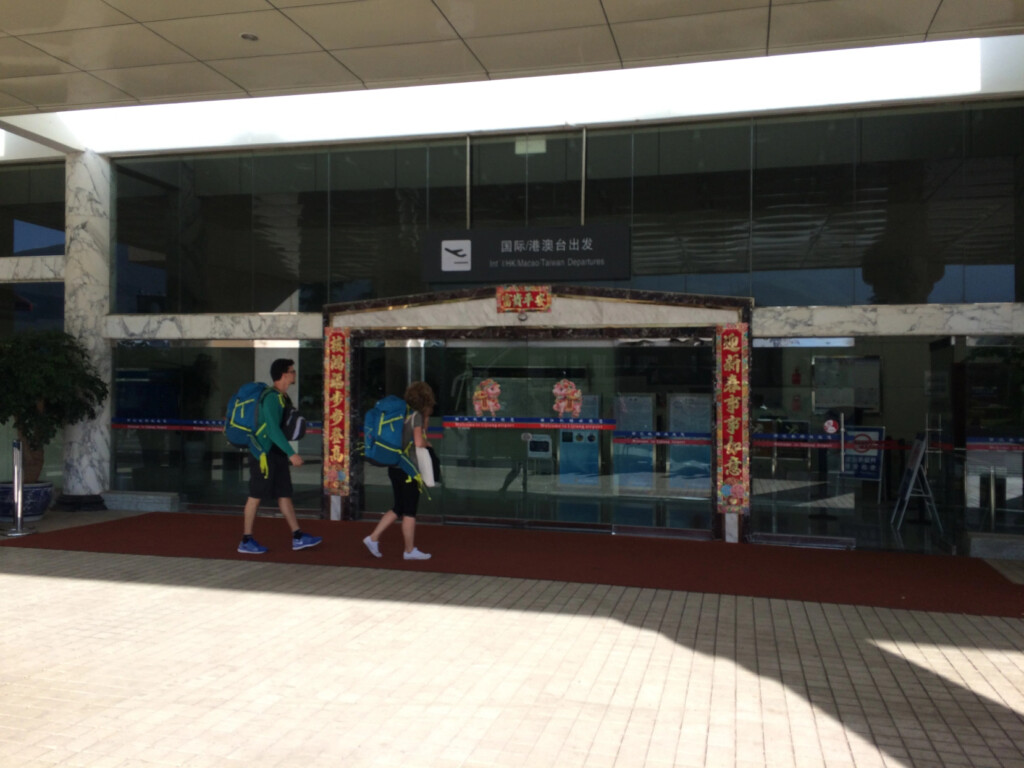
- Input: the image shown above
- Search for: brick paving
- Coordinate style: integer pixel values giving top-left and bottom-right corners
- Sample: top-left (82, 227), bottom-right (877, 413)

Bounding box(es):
top-left (1, 510), bottom-right (1023, 767)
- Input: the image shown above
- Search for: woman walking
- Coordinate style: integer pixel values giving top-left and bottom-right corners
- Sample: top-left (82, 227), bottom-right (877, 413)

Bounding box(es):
top-left (363, 381), bottom-right (435, 560)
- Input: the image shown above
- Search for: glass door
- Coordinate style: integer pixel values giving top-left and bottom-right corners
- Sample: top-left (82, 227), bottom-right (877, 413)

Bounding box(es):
top-left (748, 336), bottom-right (958, 552)
top-left (353, 335), bottom-right (716, 532)
top-left (748, 344), bottom-right (877, 541)
top-left (961, 337), bottom-right (1024, 537)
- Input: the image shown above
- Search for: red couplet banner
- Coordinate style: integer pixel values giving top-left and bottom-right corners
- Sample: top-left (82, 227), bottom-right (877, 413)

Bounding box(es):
top-left (323, 328), bottom-right (350, 496)
top-left (716, 324), bottom-right (749, 515)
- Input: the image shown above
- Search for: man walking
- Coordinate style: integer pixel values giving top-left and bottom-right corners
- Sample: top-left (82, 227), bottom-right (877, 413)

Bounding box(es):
top-left (237, 358), bottom-right (322, 554)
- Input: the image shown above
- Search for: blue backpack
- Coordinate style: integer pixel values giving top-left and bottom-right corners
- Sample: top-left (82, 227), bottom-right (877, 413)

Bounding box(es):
top-left (362, 395), bottom-right (425, 487)
top-left (363, 395), bottom-right (410, 467)
top-left (224, 382), bottom-right (273, 465)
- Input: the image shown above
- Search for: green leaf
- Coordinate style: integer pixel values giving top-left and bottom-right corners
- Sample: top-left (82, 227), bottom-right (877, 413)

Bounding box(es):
top-left (0, 330), bottom-right (109, 452)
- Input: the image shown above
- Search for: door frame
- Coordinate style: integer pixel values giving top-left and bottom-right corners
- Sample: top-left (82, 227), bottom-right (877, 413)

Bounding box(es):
top-left (322, 286), bottom-right (753, 540)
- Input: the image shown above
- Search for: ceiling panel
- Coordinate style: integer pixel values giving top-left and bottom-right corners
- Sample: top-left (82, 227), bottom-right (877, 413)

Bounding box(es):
top-left (22, 25), bottom-right (194, 70)
top-left (0, 0), bottom-right (133, 35)
top-left (926, 26), bottom-right (1024, 43)
top-left (614, 8), bottom-right (770, 63)
top-left (602, 0), bottom-right (769, 24)
top-left (335, 40), bottom-right (485, 86)
top-left (768, 34), bottom-right (923, 57)
top-left (282, 1), bottom-right (457, 49)
top-left (209, 52), bottom-right (361, 92)
top-left (931, 0), bottom-right (1024, 33)
top-left (0, 0), bottom-right (1020, 116)
top-left (271, 0), bottom-right (370, 6)
top-left (0, 72), bottom-right (131, 107)
top-left (0, 90), bottom-right (31, 112)
top-left (769, 0), bottom-right (939, 49)
top-left (435, 0), bottom-right (607, 38)
top-left (147, 11), bottom-right (321, 59)
top-left (102, 0), bottom-right (273, 22)
top-left (468, 27), bottom-right (620, 76)
top-left (0, 36), bottom-right (77, 78)
top-left (93, 63), bottom-right (244, 101)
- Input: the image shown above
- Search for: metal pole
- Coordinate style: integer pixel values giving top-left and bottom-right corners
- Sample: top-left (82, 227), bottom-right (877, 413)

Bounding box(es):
top-left (4, 439), bottom-right (36, 538)
top-left (839, 411), bottom-right (846, 473)
top-left (990, 465), bottom-right (997, 532)
top-left (771, 439), bottom-right (778, 533)
top-left (13, 440), bottom-right (21, 526)
top-left (465, 135), bottom-right (471, 230)
top-left (924, 411), bottom-right (930, 472)
top-left (580, 127), bottom-right (587, 226)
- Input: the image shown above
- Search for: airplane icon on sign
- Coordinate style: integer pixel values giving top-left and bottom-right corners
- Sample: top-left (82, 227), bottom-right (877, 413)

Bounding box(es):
top-left (441, 239), bottom-right (471, 271)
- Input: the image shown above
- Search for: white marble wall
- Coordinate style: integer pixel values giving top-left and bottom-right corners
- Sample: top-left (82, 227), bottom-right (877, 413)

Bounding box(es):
top-left (63, 151), bottom-right (111, 498)
top-left (753, 302), bottom-right (1024, 338)
top-left (0, 255), bottom-right (64, 283)
top-left (103, 302), bottom-right (1024, 342)
top-left (106, 313), bottom-right (324, 340)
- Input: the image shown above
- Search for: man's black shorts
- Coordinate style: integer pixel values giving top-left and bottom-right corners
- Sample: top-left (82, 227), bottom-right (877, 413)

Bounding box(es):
top-left (248, 447), bottom-right (293, 500)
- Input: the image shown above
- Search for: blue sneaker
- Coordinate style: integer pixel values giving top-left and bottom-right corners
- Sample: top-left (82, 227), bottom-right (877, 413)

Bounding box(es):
top-left (292, 532), bottom-right (322, 551)
top-left (237, 538), bottom-right (267, 554)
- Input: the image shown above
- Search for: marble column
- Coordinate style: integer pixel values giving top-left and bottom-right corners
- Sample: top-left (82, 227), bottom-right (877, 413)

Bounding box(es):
top-left (62, 150), bottom-right (112, 507)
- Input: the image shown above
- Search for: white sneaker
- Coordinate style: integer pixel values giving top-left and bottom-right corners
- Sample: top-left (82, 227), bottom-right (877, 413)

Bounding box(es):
top-left (403, 547), bottom-right (431, 560)
top-left (363, 536), bottom-right (381, 558)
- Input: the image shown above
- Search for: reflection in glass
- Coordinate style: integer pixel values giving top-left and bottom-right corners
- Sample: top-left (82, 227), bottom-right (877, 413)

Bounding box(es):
top-left (109, 101), bottom-right (1024, 308)
top-left (471, 134), bottom-right (581, 228)
top-left (112, 341), bottom-right (323, 508)
top-left (630, 123), bottom-right (751, 295)
top-left (253, 152), bottom-right (328, 312)
top-left (354, 337), bottom-right (714, 531)
top-left (330, 141), bottom-right (466, 301)
top-left (0, 282), bottom-right (63, 334)
top-left (0, 163), bottom-right (65, 259)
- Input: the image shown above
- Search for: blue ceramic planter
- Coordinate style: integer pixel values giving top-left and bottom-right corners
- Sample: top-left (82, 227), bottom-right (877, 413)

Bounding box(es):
top-left (0, 482), bottom-right (53, 523)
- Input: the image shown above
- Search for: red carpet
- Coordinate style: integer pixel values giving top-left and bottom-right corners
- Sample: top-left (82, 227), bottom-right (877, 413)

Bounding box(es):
top-left (3, 512), bottom-right (1023, 617)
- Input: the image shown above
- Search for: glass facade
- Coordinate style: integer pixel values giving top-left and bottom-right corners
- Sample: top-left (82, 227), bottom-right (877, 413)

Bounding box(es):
top-left (0, 162), bottom-right (65, 259)
top-left (355, 337), bottom-right (715, 532)
top-left (0, 281), bottom-right (63, 334)
top-left (471, 134), bottom-right (582, 228)
top-left (1, 101), bottom-right (1019, 551)
top-left (328, 141), bottom-right (466, 304)
top-left (592, 122), bottom-right (753, 296)
top-left (113, 141), bottom-right (468, 313)
top-left (103, 100), bottom-right (1024, 550)
top-left (111, 341), bottom-right (323, 507)
top-left (0, 279), bottom-right (65, 494)
top-left (747, 335), bottom-right (1024, 551)
top-left (113, 102), bottom-right (1024, 313)
top-left (100, 328), bottom-right (1024, 550)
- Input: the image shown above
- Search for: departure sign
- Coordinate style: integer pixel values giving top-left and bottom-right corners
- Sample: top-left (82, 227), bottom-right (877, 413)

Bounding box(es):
top-left (422, 224), bottom-right (630, 283)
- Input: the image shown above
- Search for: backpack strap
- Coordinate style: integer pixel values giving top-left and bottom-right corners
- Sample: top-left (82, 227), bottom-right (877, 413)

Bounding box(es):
top-left (400, 410), bottom-right (430, 499)
top-left (254, 387), bottom-right (280, 477)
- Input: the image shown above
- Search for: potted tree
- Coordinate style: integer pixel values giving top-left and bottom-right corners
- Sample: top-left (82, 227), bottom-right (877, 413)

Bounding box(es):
top-left (0, 330), bottom-right (108, 521)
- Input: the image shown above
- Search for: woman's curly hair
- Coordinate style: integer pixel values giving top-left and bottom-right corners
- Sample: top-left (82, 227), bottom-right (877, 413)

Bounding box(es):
top-left (404, 381), bottom-right (436, 414)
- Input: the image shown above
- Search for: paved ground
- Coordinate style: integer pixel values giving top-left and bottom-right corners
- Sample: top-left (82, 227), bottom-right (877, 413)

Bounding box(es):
top-left (2, 509), bottom-right (1024, 768)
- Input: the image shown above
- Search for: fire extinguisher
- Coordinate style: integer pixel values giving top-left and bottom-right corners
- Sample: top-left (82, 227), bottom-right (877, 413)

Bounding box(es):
top-left (791, 366), bottom-right (801, 386)
top-left (791, 394), bottom-right (802, 412)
